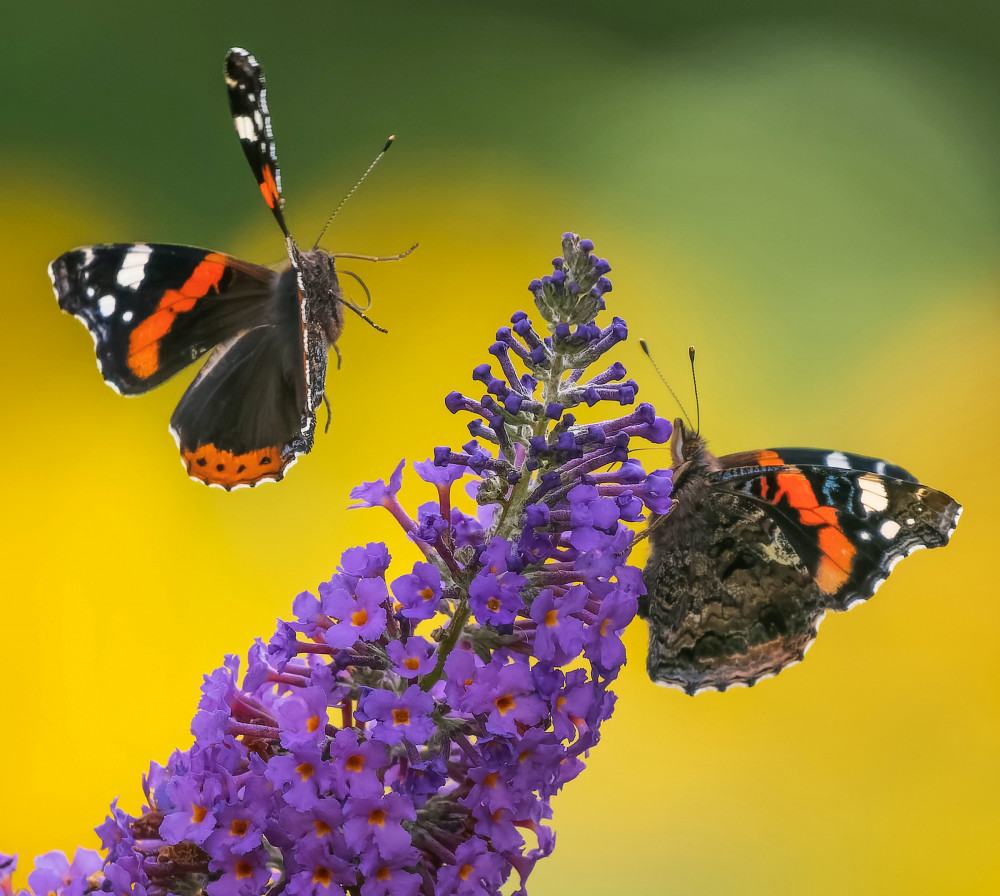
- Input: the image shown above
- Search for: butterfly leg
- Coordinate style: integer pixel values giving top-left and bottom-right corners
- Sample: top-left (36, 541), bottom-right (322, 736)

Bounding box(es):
top-left (620, 504), bottom-right (675, 555)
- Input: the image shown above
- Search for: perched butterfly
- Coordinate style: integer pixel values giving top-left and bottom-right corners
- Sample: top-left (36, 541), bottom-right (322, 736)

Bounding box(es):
top-left (49, 48), bottom-right (405, 489)
top-left (638, 346), bottom-right (962, 694)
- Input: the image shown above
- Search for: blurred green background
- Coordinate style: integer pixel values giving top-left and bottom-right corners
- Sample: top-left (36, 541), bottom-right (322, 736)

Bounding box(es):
top-left (2, 1), bottom-right (998, 893)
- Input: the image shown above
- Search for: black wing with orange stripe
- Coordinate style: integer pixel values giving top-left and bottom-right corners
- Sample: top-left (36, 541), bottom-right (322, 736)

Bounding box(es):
top-left (639, 421), bottom-right (961, 694)
top-left (49, 243), bottom-right (278, 394)
top-left (711, 449), bottom-right (961, 609)
top-left (225, 48), bottom-right (288, 237)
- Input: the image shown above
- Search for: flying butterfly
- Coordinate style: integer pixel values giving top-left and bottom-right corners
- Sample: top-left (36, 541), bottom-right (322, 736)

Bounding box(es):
top-left (49, 48), bottom-right (410, 489)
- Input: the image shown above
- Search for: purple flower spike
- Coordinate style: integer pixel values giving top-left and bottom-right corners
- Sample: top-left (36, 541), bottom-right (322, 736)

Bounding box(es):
top-left (22, 235), bottom-right (672, 896)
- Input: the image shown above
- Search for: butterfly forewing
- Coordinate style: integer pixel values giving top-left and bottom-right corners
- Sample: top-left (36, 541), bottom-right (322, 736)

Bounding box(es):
top-left (224, 48), bottom-right (288, 236)
top-left (49, 243), bottom-right (276, 394)
top-left (712, 453), bottom-right (961, 610)
top-left (719, 447), bottom-right (917, 482)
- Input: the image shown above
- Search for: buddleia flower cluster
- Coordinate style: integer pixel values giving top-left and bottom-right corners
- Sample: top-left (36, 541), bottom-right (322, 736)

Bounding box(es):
top-left (1, 234), bottom-right (673, 896)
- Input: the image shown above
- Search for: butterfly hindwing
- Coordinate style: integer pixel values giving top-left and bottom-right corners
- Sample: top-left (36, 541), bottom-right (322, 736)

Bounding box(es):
top-left (50, 243), bottom-right (277, 394)
top-left (169, 266), bottom-right (311, 489)
top-left (642, 471), bottom-right (829, 694)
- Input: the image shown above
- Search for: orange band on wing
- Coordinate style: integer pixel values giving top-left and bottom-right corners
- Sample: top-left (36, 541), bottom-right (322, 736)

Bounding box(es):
top-left (771, 471), bottom-right (857, 594)
top-left (259, 165), bottom-right (279, 209)
top-left (753, 450), bottom-right (785, 466)
top-left (181, 442), bottom-right (291, 489)
top-left (127, 254), bottom-right (228, 378)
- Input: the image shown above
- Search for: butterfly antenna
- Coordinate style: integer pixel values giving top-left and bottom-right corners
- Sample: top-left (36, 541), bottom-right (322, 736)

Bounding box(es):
top-left (689, 345), bottom-right (701, 435)
top-left (338, 270), bottom-right (388, 333)
top-left (639, 339), bottom-right (694, 430)
top-left (312, 135), bottom-right (395, 250)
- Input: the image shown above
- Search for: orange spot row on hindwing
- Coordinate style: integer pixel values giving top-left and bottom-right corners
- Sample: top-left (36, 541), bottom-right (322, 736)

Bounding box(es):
top-left (181, 442), bottom-right (288, 489)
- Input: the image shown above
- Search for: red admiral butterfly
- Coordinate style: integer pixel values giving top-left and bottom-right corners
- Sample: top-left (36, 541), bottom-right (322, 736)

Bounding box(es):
top-left (639, 349), bottom-right (962, 694)
top-left (49, 48), bottom-right (403, 489)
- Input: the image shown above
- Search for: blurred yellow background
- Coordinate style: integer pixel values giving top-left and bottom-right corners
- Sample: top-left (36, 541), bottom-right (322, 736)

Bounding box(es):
top-left (2, 2), bottom-right (997, 893)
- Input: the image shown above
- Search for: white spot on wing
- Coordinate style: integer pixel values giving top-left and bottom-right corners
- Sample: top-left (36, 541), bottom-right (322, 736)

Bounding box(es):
top-left (825, 451), bottom-right (851, 469)
top-left (858, 473), bottom-right (890, 513)
top-left (116, 244), bottom-right (152, 290)
top-left (98, 295), bottom-right (116, 317)
top-left (234, 114), bottom-right (258, 142)
top-left (879, 519), bottom-right (902, 539)
top-left (122, 310), bottom-right (133, 323)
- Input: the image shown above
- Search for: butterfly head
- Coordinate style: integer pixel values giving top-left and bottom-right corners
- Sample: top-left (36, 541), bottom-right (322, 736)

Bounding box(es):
top-left (670, 416), bottom-right (709, 469)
